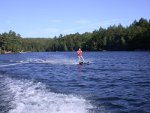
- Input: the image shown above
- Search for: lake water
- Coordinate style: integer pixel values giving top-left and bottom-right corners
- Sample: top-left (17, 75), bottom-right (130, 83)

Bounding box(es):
top-left (0, 52), bottom-right (150, 113)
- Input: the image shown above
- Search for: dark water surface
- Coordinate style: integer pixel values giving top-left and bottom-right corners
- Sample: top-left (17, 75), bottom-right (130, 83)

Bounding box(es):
top-left (0, 52), bottom-right (150, 113)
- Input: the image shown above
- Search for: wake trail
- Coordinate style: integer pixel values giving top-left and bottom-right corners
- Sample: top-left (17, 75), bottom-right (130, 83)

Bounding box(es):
top-left (1, 77), bottom-right (93, 113)
top-left (0, 62), bottom-right (27, 68)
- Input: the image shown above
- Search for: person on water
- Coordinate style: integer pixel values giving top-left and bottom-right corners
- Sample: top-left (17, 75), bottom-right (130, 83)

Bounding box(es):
top-left (77, 48), bottom-right (85, 63)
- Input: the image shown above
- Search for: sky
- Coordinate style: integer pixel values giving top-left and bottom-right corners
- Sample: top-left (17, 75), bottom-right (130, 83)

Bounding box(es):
top-left (0, 0), bottom-right (150, 38)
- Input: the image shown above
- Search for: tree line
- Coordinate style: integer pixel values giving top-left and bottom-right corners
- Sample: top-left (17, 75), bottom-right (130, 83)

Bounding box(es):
top-left (0, 18), bottom-right (150, 53)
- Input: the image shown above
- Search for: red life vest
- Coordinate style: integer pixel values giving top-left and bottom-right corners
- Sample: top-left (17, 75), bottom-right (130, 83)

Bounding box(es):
top-left (77, 50), bottom-right (82, 56)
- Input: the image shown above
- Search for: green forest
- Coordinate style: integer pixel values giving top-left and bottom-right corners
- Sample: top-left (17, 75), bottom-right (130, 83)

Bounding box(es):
top-left (0, 18), bottom-right (150, 53)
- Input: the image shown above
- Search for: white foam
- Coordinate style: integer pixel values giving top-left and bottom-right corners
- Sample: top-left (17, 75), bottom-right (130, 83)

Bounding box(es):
top-left (0, 62), bottom-right (26, 68)
top-left (4, 78), bottom-right (93, 113)
top-left (19, 58), bottom-right (77, 65)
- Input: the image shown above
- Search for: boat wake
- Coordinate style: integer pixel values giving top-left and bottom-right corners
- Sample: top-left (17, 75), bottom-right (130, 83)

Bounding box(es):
top-left (18, 58), bottom-right (78, 65)
top-left (0, 76), bottom-right (93, 113)
top-left (0, 62), bottom-right (27, 68)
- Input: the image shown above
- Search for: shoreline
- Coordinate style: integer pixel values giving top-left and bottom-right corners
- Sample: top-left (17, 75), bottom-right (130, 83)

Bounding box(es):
top-left (1, 50), bottom-right (150, 54)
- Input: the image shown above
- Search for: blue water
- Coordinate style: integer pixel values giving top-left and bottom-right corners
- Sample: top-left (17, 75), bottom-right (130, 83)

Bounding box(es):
top-left (0, 52), bottom-right (150, 113)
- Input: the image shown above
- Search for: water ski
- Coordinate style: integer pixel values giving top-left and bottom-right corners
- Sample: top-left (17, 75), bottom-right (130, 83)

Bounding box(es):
top-left (78, 61), bottom-right (90, 65)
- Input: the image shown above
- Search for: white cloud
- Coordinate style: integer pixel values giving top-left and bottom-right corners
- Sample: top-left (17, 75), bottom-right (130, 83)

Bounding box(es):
top-left (61, 29), bottom-right (74, 34)
top-left (22, 19), bottom-right (124, 37)
top-left (25, 28), bottom-right (60, 37)
top-left (75, 19), bottom-right (91, 25)
top-left (41, 28), bottom-right (59, 33)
